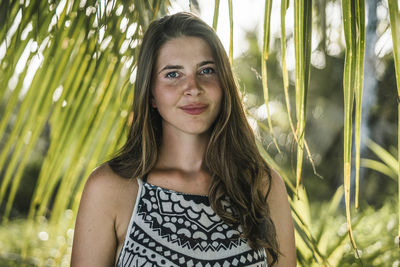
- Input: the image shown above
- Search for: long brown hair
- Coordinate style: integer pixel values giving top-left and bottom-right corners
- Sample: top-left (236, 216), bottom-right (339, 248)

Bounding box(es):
top-left (108, 12), bottom-right (280, 264)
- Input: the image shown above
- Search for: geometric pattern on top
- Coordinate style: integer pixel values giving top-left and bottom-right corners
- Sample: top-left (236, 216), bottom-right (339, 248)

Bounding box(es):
top-left (117, 179), bottom-right (267, 267)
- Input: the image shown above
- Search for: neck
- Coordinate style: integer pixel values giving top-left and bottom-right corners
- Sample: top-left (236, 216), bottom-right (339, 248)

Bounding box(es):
top-left (155, 126), bottom-right (210, 174)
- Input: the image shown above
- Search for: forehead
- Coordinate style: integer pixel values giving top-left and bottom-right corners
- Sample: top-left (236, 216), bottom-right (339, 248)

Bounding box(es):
top-left (155, 36), bottom-right (214, 68)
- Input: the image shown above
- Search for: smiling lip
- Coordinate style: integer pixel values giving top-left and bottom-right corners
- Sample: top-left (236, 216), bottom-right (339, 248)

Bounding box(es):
top-left (180, 104), bottom-right (208, 115)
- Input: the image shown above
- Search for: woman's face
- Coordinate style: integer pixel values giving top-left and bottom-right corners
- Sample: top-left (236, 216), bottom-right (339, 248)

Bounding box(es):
top-left (152, 36), bottom-right (223, 136)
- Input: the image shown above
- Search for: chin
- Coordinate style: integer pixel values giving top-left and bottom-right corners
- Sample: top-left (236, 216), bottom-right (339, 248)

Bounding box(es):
top-left (182, 126), bottom-right (212, 135)
top-left (185, 129), bottom-right (209, 135)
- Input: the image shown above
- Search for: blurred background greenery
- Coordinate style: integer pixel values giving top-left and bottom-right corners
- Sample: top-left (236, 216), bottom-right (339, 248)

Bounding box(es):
top-left (0, 0), bottom-right (399, 266)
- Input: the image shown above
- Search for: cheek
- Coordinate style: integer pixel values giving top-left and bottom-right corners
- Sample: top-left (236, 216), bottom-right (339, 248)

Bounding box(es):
top-left (212, 84), bottom-right (223, 106)
top-left (153, 84), bottom-right (180, 108)
top-left (201, 78), bottom-right (222, 99)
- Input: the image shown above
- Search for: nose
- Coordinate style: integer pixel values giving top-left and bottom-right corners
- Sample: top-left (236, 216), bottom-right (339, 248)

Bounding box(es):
top-left (183, 74), bottom-right (202, 96)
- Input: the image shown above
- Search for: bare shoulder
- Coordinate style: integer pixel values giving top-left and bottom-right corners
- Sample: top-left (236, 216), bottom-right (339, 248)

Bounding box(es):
top-left (71, 163), bottom-right (138, 267)
top-left (81, 163), bottom-right (140, 243)
top-left (267, 168), bottom-right (288, 202)
top-left (87, 163), bottom-right (133, 187)
top-left (265, 167), bottom-right (296, 267)
top-left (84, 163), bottom-right (138, 199)
top-left (260, 167), bottom-right (287, 201)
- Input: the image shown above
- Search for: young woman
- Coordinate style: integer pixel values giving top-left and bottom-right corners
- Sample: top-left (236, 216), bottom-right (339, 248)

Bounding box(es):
top-left (71, 12), bottom-right (295, 266)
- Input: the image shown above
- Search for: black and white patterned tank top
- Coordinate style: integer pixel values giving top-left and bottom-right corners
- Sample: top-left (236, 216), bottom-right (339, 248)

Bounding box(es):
top-left (116, 178), bottom-right (267, 267)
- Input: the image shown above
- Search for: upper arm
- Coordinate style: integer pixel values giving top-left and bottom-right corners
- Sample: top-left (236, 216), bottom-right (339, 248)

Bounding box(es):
top-left (71, 165), bottom-right (119, 267)
top-left (267, 168), bottom-right (296, 266)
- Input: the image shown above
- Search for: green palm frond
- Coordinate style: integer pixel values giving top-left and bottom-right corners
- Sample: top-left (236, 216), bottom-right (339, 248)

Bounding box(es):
top-left (361, 158), bottom-right (397, 180)
top-left (341, 0), bottom-right (365, 255)
top-left (353, 0), bottom-right (365, 210)
top-left (280, 0), bottom-right (319, 181)
top-left (293, 0), bottom-right (312, 191)
top-left (261, 0), bottom-right (280, 154)
top-left (228, 0), bottom-right (233, 65)
top-left (212, 0), bottom-right (220, 30)
top-left (388, 0), bottom-right (400, 244)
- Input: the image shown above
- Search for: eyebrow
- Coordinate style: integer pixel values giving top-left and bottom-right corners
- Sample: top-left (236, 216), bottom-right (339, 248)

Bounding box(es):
top-left (158, 60), bottom-right (215, 74)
